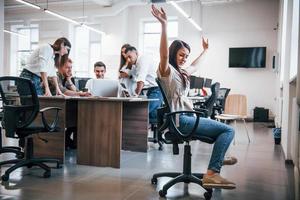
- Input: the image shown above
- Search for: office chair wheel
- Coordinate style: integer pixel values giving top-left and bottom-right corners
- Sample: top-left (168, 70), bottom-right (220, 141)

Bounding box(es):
top-left (1, 174), bottom-right (9, 182)
top-left (204, 191), bottom-right (212, 200)
top-left (16, 153), bottom-right (24, 159)
top-left (159, 190), bottom-right (167, 197)
top-left (151, 177), bottom-right (157, 185)
top-left (43, 171), bottom-right (51, 178)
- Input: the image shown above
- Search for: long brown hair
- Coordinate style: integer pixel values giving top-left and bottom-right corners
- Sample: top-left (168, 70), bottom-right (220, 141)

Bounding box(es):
top-left (51, 37), bottom-right (71, 68)
top-left (119, 43), bottom-right (132, 71)
top-left (169, 40), bottom-right (191, 88)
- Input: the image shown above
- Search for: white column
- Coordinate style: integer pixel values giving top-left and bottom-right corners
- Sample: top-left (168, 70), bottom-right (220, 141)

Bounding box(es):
top-left (0, 0), bottom-right (4, 76)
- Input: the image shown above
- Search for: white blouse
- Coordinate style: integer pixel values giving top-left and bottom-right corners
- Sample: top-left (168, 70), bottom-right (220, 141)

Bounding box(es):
top-left (25, 44), bottom-right (56, 77)
top-left (157, 65), bottom-right (194, 112)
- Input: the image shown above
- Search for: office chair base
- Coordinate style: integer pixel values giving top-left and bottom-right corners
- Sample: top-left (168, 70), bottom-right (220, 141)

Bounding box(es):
top-left (152, 173), bottom-right (212, 199)
top-left (1, 158), bottom-right (60, 181)
top-left (151, 144), bottom-right (213, 199)
top-left (0, 147), bottom-right (24, 159)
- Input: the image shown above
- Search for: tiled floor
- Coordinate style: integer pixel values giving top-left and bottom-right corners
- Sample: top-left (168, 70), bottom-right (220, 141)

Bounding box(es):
top-left (0, 122), bottom-right (295, 200)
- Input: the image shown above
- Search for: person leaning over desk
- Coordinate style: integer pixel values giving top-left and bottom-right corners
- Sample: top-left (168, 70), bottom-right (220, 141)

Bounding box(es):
top-left (85, 61), bottom-right (107, 92)
top-left (20, 37), bottom-right (71, 96)
top-left (51, 58), bottom-right (91, 97)
top-left (118, 44), bottom-right (137, 96)
top-left (151, 5), bottom-right (237, 189)
top-left (125, 46), bottom-right (163, 123)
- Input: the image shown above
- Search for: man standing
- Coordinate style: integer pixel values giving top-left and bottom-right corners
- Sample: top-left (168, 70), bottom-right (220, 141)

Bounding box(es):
top-left (85, 61), bottom-right (107, 92)
top-left (125, 46), bottom-right (163, 123)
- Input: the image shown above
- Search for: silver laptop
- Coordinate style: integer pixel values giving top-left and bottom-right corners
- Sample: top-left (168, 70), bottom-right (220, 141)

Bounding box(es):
top-left (89, 79), bottom-right (120, 97)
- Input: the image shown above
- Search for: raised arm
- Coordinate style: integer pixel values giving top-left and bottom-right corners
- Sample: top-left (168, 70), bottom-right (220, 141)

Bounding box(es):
top-left (186, 37), bottom-right (209, 75)
top-left (151, 5), bottom-right (170, 77)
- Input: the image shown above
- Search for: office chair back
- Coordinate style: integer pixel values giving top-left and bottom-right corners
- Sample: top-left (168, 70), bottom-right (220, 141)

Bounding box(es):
top-left (0, 76), bottom-right (39, 138)
top-left (155, 78), bottom-right (171, 113)
top-left (216, 88), bottom-right (231, 111)
top-left (224, 94), bottom-right (247, 117)
top-left (203, 82), bottom-right (220, 117)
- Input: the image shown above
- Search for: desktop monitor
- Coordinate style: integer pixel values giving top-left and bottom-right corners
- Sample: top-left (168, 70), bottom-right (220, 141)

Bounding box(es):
top-left (190, 76), bottom-right (204, 89)
top-left (89, 79), bottom-right (119, 97)
top-left (195, 77), bottom-right (204, 89)
top-left (204, 78), bottom-right (212, 88)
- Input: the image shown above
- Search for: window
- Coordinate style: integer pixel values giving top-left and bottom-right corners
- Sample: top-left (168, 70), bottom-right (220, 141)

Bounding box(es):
top-left (10, 25), bottom-right (39, 75)
top-left (140, 20), bottom-right (178, 62)
top-left (73, 26), bottom-right (102, 77)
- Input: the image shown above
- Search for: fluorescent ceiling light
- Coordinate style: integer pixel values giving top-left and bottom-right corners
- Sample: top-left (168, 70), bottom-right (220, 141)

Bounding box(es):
top-left (81, 24), bottom-right (106, 36)
top-left (44, 9), bottom-right (105, 35)
top-left (44, 9), bottom-right (81, 25)
top-left (3, 30), bottom-right (28, 38)
top-left (168, 1), bottom-right (202, 31)
top-left (15, 0), bottom-right (41, 10)
top-left (15, 0), bottom-right (105, 35)
top-left (169, 1), bottom-right (189, 18)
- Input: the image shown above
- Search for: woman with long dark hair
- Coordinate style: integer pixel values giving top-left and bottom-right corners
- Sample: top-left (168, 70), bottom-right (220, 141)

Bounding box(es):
top-left (20, 37), bottom-right (71, 96)
top-left (151, 5), bottom-right (236, 189)
top-left (118, 44), bottom-right (136, 96)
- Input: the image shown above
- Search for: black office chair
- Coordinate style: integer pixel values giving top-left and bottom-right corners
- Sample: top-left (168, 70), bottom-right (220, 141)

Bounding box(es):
top-left (213, 88), bottom-right (231, 115)
top-left (0, 106), bottom-right (24, 159)
top-left (193, 82), bottom-right (220, 119)
top-left (151, 78), bottom-right (215, 199)
top-left (0, 76), bottom-right (61, 181)
top-left (74, 77), bottom-right (91, 91)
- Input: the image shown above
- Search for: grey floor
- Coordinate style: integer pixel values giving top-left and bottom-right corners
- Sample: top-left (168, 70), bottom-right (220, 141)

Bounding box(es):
top-left (0, 122), bottom-right (295, 200)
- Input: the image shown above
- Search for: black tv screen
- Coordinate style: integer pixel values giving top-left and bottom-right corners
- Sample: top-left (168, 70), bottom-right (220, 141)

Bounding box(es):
top-left (229, 47), bottom-right (266, 68)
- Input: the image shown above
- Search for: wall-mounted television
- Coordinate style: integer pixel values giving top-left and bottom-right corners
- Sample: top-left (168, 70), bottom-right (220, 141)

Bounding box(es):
top-left (229, 47), bottom-right (266, 68)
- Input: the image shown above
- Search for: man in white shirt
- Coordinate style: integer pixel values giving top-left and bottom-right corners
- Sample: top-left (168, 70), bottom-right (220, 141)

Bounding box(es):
top-left (125, 46), bottom-right (163, 123)
top-left (20, 37), bottom-right (71, 96)
top-left (85, 61), bottom-right (107, 92)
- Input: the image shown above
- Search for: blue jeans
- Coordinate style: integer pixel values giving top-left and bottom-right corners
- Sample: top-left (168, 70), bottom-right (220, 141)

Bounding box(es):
top-left (179, 114), bottom-right (234, 173)
top-left (147, 87), bottom-right (163, 124)
top-left (20, 69), bottom-right (44, 95)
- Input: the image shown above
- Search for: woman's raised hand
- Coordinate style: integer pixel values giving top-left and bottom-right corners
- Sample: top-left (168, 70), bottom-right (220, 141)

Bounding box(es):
top-left (151, 4), bottom-right (167, 25)
top-left (202, 37), bottom-right (209, 51)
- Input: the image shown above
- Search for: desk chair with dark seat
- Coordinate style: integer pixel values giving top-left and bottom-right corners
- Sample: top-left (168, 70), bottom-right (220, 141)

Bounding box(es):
top-left (193, 82), bottom-right (220, 119)
top-left (151, 78), bottom-right (215, 199)
top-left (213, 88), bottom-right (231, 115)
top-left (0, 76), bottom-right (61, 181)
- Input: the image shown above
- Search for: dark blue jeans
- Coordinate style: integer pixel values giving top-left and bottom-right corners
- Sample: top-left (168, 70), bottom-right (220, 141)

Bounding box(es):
top-left (147, 87), bottom-right (163, 124)
top-left (179, 114), bottom-right (234, 173)
top-left (20, 69), bottom-right (44, 95)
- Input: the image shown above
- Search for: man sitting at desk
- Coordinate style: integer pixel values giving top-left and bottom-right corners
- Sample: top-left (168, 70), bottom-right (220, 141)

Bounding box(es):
top-left (85, 61), bottom-right (107, 92)
top-left (55, 58), bottom-right (91, 97)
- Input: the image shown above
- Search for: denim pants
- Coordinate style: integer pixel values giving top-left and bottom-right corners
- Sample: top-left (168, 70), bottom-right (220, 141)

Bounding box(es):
top-left (179, 114), bottom-right (234, 173)
top-left (20, 69), bottom-right (44, 95)
top-left (147, 87), bottom-right (163, 124)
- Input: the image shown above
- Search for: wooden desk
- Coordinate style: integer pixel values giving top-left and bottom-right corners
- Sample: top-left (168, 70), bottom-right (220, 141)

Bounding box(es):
top-left (34, 97), bottom-right (152, 168)
top-left (75, 97), bottom-right (151, 168)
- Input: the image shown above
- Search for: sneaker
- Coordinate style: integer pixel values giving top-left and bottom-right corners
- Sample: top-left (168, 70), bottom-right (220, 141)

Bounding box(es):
top-left (202, 174), bottom-right (236, 189)
top-left (222, 156), bottom-right (238, 166)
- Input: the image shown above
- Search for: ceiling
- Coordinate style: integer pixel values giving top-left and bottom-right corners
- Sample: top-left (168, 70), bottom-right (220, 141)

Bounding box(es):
top-left (4, 0), bottom-right (244, 9)
top-left (4, 0), bottom-right (122, 8)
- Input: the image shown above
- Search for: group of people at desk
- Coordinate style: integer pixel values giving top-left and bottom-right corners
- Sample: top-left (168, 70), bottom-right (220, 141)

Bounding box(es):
top-left (18, 5), bottom-right (239, 190)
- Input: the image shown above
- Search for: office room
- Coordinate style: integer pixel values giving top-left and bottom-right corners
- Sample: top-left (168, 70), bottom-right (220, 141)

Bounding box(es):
top-left (0, 0), bottom-right (299, 199)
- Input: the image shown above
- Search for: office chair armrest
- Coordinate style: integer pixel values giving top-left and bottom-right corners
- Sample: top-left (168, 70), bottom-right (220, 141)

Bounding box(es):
top-left (166, 110), bottom-right (203, 140)
top-left (193, 108), bottom-right (208, 117)
top-left (39, 107), bottom-right (62, 132)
